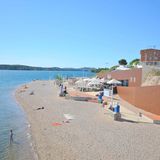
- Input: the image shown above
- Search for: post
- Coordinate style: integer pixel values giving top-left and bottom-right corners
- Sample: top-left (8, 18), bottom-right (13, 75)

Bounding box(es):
top-left (82, 79), bottom-right (84, 92)
top-left (111, 85), bottom-right (113, 107)
top-left (82, 69), bottom-right (85, 92)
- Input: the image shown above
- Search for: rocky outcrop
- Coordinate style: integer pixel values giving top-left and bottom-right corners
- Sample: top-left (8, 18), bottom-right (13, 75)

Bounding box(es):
top-left (142, 69), bottom-right (160, 86)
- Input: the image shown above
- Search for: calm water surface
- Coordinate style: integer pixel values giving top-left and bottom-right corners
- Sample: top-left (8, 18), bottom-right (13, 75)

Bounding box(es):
top-left (0, 70), bottom-right (95, 160)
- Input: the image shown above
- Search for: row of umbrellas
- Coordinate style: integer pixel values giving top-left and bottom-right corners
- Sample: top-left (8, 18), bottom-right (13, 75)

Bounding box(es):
top-left (75, 77), bottom-right (122, 87)
top-left (107, 79), bottom-right (122, 85)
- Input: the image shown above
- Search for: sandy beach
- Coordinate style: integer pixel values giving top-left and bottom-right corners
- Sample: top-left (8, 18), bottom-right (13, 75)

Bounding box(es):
top-left (15, 80), bottom-right (160, 160)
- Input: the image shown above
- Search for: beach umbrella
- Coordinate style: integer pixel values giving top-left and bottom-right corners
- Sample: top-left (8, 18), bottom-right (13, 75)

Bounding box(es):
top-left (75, 79), bottom-right (84, 85)
top-left (83, 78), bottom-right (91, 82)
top-left (88, 78), bottom-right (101, 86)
top-left (107, 79), bottom-right (122, 85)
top-left (107, 79), bottom-right (122, 107)
top-left (100, 78), bottom-right (109, 83)
top-left (75, 79), bottom-right (87, 91)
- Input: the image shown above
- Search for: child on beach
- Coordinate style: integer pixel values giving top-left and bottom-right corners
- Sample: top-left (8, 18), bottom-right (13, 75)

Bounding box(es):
top-left (10, 130), bottom-right (13, 144)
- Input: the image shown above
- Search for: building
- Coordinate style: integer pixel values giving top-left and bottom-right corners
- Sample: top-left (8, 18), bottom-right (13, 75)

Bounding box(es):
top-left (106, 68), bottom-right (142, 87)
top-left (104, 49), bottom-right (160, 87)
top-left (140, 49), bottom-right (160, 82)
top-left (103, 48), bottom-right (160, 115)
top-left (140, 49), bottom-right (160, 67)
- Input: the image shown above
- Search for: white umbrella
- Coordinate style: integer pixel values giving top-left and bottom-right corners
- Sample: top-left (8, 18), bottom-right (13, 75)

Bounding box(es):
top-left (107, 79), bottom-right (122, 107)
top-left (75, 80), bottom-right (83, 84)
top-left (75, 79), bottom-right (87, 91)
top-left (75, 79), bottom-right (84, 84)
top-left (83, 78), bottom-right (91, 82)
top-left (100, 78), bottom-right (109, 83)
top-left (107, 79), bottom-right (122, 85)
top-left (88, 78), bottom-right (101, 86)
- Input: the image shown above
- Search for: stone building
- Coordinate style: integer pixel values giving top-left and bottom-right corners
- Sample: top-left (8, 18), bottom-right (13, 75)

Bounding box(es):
top-left (140, 49), bottom-right (160, 67)
top-left (140, 49), bottom-right (160, 82)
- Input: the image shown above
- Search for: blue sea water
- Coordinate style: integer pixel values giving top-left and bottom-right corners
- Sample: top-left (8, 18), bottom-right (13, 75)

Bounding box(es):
top-left (0, 70), bottom-right (95, 160)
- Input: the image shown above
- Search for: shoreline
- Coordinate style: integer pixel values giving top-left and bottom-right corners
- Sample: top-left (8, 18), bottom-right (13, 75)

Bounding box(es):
top-left (15, 82), bottom-right (39, 160)
top-left (15, 80), bottom-right (160, 160)
top-left (14, 80), bottom-right (107, 160)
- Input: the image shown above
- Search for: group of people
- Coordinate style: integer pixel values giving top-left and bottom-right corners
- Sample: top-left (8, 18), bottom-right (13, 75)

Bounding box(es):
top-left (97, 91), bottom-right (120, 113)
top-left (109, 103), bottom-right (120, 113)
top-left (59, 84), bottom-right (68, 96)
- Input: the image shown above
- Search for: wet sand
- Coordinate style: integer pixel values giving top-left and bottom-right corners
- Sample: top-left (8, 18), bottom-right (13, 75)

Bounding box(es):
top-left (15, 80), bottom-right (160, 160)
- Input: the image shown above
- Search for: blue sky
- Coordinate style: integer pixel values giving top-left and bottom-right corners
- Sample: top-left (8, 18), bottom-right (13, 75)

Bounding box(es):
top-left (0, 0), bottom-right (160, 68)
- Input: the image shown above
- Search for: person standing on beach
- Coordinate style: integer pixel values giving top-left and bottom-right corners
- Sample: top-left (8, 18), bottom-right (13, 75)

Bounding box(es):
top-left (59, 84), bottom-right (64, 96)
top-left (63, 86), bottom-right (68, 95)
top-left (10, 130), bottom-right (13, 144)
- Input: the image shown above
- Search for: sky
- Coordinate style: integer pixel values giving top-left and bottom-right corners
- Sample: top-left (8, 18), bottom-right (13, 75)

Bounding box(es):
top-left (0, 0), bottom-right (160, 68)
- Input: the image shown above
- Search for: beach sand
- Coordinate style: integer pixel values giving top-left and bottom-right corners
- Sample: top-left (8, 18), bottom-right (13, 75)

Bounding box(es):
top-left (15, 80), bottom-right (160, 160)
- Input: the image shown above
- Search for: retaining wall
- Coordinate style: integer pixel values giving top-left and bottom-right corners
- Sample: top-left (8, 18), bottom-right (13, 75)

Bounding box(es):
top-left (117, 86), bottom-right (160, 115)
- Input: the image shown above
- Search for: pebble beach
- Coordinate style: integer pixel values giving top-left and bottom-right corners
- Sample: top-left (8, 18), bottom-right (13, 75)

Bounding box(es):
top-left (15, 80), bottom-right (160, 160)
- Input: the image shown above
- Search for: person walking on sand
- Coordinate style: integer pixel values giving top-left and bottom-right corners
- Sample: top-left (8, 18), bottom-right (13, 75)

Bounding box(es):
top-left (10, 130), bottom-right (13, 144)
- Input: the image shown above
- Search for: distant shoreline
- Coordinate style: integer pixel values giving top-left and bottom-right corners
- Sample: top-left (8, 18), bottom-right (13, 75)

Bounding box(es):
top-left (0, 64), bottom-right (95, 72)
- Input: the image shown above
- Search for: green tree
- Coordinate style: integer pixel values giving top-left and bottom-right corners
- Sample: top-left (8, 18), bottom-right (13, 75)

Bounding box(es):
top-left (118, 59), bottom-right (127, 65)
top-left (91, 68), bottom-right (109, 73)
top-left (129, 59), bottom-right (140, 66)
top-left (109, 65), bottom-right (119, 71)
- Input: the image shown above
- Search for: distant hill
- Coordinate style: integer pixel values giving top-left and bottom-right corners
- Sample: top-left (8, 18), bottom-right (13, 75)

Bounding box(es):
top-left (0, 64), bottom-right (95, 71)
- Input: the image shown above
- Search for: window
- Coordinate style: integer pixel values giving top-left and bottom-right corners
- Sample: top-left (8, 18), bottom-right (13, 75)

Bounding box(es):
top-left (121, 80), bottom-right (128, 86)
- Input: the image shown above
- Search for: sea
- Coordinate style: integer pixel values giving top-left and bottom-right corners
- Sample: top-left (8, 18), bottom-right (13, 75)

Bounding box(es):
top-left (0, 70), bottom-right (95, 160)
